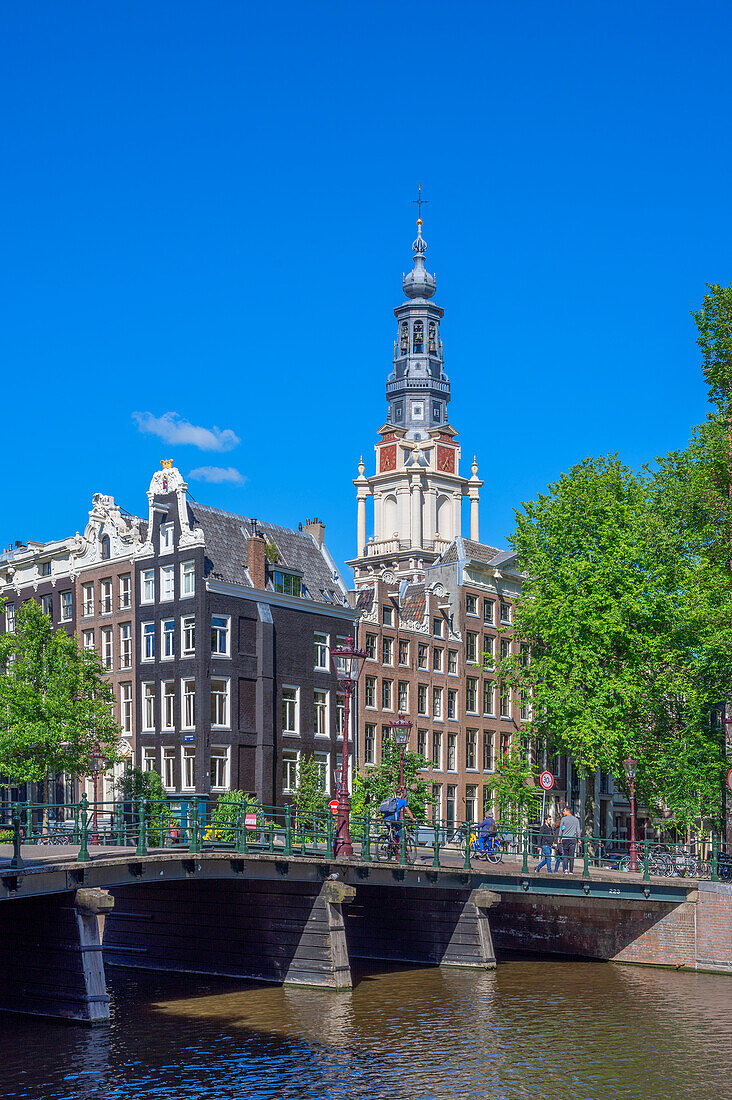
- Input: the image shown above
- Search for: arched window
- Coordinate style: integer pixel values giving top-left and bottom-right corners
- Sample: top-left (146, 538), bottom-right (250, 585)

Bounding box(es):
top-left (100, 534), bottom-right (111, 560)
top-left (413, 320), bottom-right (424, 353)
top-left (399, 322), bottom-right (409, 355)
top-left (429, 322), bottom-right (437, 353)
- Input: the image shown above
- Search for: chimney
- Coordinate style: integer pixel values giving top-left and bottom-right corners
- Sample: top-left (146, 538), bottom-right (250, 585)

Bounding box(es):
top-left (247, 530), bottom-right (267, 590)
top-left (304, 516), bottom-right (325, 548)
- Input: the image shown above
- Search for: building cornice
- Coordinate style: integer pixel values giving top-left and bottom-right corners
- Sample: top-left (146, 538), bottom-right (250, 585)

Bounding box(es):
top-left (205, 580), bottom-right (359, 622)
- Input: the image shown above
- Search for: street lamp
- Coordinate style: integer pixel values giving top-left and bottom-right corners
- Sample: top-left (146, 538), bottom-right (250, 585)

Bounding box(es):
top-left (624, 756), bottom-right (638, 872)
top-left (388, 712), bottom-right (413, 862)
top-left (330, 635), bottom-right (368, 857)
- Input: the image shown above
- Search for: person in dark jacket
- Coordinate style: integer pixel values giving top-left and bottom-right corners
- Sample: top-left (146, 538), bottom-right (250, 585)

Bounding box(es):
top-left (535, 815), bottom-right (555, 873)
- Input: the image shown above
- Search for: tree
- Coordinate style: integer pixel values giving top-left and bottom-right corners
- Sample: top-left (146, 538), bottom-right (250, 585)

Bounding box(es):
top-left (482, 748), bottom-right (542, 831)
top-left (293, 754), bottom-right (328, 817)
top-left (0, 600), bottom-right (120, 799)
top-left (117, 766), bottom-right (168, 845)
top-left (211, 788), bottom-right (260, 842)
top-left (351, 740), bottom-right (434, 822)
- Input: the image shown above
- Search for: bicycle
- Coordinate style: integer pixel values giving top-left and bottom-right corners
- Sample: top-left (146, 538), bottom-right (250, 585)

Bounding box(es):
top-left (470, 830), bottom-right (503, 864)
top-left (374, 822), bottom-right (417, 863)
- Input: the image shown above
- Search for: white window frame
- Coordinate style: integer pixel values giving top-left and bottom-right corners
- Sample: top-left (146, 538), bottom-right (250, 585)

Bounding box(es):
top-left (162, 617), bottom-right (175, 660)
top-left (364, 723), bottom-right (376, 765)
top-left (382, 678), bottom-right (393, 712)
top-left (100, 578), bottom-right (112, 615)
top-left (162, 747), bottom-right (176, 790)
top-left (382, 636), bottom-right (394, 666)
top-left (162, 680), bottom-right (175, 730)
top-left (210, 678), bottom-right (230, 729)
top-left (82, 629), bottom-right (95, 651)
top-left (141, 622), bottom-right (155, 662)
top-left (141, 569), bottom-right (155, 605)
top-left (282, 749), bottom-right (299, 794)
top-left (466, 728), bottom-right (478, 771)
top-left (60, 590), bottom-right (72, 622)
top-left (432, 686), bottom-right (443, 721)
top-left (142, 682), bottom-right (155, 732)
top-left (182, 746), bottom-right (196, 790)
top-left (466, 677), bottom-right (478, 715)
top-left (313, 751), bottom-right (330, 796)
top-left (119, 623), bottom-right (132, 669)
top-left (282, 686), bottom-right (299, 733)
top-left (211, 614), bottom-right (230, 657)
top-left (364, 675), bottom-right (376, 709)
top-left (313, 631), bottom-right (329, 671)
top-left (160, 564), bottom-right (174, 603)
top-left (142, 747), bottom-right (156, 773)
top-left (446, 732), bottom-right (457, 772)
top-left (41, 594), bottom-right (53, 619)
top-left (5, 603), bottom-right (15, 631)
top-left (181, 615), bottom-right (195, 657)
top-left (210, 746), bottom-right (230, 790)
top-left (120, 683), bottom-right (132, 734)
top-left (182, 679), bottom-right (196, 729)
top-left (314, 689), bottom-right (329, 737)
top-left (119, 574), bottom-right (132, 610)
top-left (181, 560), bottom-right (195, 598)
top-left (160, 522), bottom-right (175, 554)
top-left (82, 583), bottom-right (94, 618)
top-left (101, 626), bottom-right (113, 671)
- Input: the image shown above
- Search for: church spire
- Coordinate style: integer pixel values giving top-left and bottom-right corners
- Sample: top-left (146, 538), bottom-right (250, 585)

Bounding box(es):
top-left (403, 184), bottom-right (436, 300)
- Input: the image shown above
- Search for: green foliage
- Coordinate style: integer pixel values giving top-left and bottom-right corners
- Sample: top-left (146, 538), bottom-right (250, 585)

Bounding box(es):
top-left (0, 600), bottom-right (121, 785)
top-left (263, 539), bottom-right (280, 563)
top-left (211, 788), bottom-right (260, 841)
top-left (482, 748), bottom-right (541, 830)
top-left (293, 753), bottom-right (328, 817)
top-left (116, 767), bottom-right (169, 845)
top-left (351, 740), bottom-right (434, 822)
top-left (692, 284), bottom-right (732, 411)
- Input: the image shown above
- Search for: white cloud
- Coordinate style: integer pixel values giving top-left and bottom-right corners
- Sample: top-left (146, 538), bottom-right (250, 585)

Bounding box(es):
top-left (187, 466), bottom-right (245, 485)
top-left (133, 411), bottom-right (240, 452)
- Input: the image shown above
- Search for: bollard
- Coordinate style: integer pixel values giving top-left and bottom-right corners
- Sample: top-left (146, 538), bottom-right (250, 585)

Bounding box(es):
top-left (10, 805), bottom-right (24, 870)
top-left (711, 833), bottom-right (719, 883)
top-left (522, 829), bottom-right (529, 874)
top-left (78, 794), bottom-right (91, 863)
top-left (433, 819), bottom-right (441, 869)
top-left (363, 811), bottom-right (371, 862)
top-left (115, 801), bottom-right (123, 847)
top-left (642, 840), bottom-right (650, 881)
top-left (284, 804), bottom-right (292, 857)
top-left (583, 835), bottom-right (590, 877)
top-left (464, 821), bottom-right (472, 870)
top-left (188, 800), bottom-right (199, 854)
top-left (136, 798), bottom-right (148, 857)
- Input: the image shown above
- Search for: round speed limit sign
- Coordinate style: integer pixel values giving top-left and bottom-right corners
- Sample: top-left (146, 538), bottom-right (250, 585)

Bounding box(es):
top-left (539, 771), bottom-right (554, 791)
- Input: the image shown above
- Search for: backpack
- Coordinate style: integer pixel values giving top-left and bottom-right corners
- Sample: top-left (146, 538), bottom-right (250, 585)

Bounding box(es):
top-left (380, 797), bottom-right (400, 816)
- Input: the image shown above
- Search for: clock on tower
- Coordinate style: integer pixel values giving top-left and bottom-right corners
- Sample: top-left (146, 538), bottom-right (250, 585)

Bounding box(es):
top-left (437, 444), bottom-right (455, 473)
top-left (380, 444), bottom-right (397, 472)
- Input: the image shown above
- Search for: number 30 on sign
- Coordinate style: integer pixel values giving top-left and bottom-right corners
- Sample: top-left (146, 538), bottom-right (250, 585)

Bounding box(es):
top-left (539, 771), bottom-right (554, 791)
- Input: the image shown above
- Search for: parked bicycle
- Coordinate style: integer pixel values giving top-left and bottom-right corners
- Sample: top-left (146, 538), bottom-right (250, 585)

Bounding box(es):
top-left (374, 822), bottom-right (417, 863)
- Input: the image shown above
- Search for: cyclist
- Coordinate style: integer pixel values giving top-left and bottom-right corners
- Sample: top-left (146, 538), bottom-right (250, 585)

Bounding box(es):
top-left (475, 810), bottom-right (498, 856)
top-left (380, 786), bottom-right (415, 850)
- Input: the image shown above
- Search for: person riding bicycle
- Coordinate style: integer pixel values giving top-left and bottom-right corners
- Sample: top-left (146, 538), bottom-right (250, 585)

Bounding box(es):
top-left (475, 811), bottom-right (498, 855)
top-left (380, 786), bottom-right (415, 845)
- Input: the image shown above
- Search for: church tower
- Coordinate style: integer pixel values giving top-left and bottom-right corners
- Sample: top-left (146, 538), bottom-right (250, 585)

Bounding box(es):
top-left (349, 197), bottom-right (482, 587)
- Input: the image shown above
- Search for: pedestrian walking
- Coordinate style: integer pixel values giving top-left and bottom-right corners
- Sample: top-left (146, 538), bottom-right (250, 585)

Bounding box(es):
top-left (559, 806), bottom-right (581, 873)
top-left (535, 815), bottom-right (555, 873)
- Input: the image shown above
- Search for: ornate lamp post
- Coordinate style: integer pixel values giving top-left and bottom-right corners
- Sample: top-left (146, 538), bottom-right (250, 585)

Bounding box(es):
top-left (624, 756), bottom-right (638, 872)
top-left (330, 635), bottom-right (368, 857)
top-left (388, 712), bottom-right (413, 862)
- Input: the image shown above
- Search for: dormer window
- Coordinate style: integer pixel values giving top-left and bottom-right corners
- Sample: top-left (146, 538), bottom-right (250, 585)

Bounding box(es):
top-left (101, 535), bottom-right (111, 560)
top-left (160, 522), bottom-right (174, 553)
top-left (273, 570), bottom-right (302, 597)
top-left (39, 561), bottom-right (52, 577)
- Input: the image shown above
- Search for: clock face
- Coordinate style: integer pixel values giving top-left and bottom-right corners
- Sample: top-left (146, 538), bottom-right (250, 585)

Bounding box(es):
top-left (437, 445), bottom-right (455, 473)
top-left (380, 444), bottom-right (397, 472)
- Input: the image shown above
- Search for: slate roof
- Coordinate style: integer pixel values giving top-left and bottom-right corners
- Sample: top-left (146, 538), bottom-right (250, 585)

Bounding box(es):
top-left (435, 536), bottom-right (500, 566)
top-left (400, 582), bottom-right (426, 622)
top-left (355, 588), bottom-right (374, 613)
top-left (189, 504), bottom-right (351, 607)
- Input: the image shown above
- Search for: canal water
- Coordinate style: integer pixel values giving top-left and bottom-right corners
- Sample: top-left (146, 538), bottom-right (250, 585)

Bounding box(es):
top-left (1, 958), bottom-right (730, 1100)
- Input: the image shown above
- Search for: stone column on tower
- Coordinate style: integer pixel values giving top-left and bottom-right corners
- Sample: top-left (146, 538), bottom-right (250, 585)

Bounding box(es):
top-left (354, 457), bottom-right (370, 558)
top-left (469, 456), bottom-right (483, 542)
top-left (410, 473), bottom-right (423, 549)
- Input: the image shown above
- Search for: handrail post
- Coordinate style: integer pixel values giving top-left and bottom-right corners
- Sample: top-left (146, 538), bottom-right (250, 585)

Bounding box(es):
top-left (433, 818), bottom-right (441, 868)
top-left (188, 800), bottom-right (199, 854)
top-left (10, 805), bottom-right (24, 870)
top-left (284, 804), bottom-right (292, 857)
top-left (363, 811), bottom-right (371, 862)
top-left (583, 834), bottom-right (590, 877)
top-left (522, 828), bottom-right (529, 874)
top-left (400, 817), bottom-right (407, 865)
top-left (78, 794), bottom-right (91, 863)
top-left (136, 798), bottom-right (148, 857)
top-left (327, 811), bottom-right (335, 858)
top-left (236, 804), bottom-right (246, 853)
top-left (464, 820), bottom-right (472, 870)
top-left (115, 800), bottom-right (123, 846)
top-left (711, 832), bottom-right (719, 882)
top-left (642, 839), bottom-right (650, 881)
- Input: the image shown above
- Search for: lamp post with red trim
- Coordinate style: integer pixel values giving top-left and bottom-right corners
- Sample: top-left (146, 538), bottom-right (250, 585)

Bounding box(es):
top-left (624, 756), bottom-right (638, 872)
top-left (330, 635), bottom-right (367, 857)
top-left (388, 712), bottom-right (413, 862)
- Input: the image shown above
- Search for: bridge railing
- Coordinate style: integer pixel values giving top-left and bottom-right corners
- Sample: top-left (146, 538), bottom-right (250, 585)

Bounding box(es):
top-left (1, 799), bottom-right (730, 882)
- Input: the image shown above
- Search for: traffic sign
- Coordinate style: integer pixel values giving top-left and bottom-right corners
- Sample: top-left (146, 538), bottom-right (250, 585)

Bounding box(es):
top-left (727, 768), bottom-right (732, 794)
top-left (329, 799), bottom-right (339, 814)
top-left (539, 771), bottom-right (554, 791)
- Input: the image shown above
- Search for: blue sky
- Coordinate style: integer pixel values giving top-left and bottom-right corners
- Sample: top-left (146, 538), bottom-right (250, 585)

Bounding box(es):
top-left (2, 2), bottom-right (731, 573)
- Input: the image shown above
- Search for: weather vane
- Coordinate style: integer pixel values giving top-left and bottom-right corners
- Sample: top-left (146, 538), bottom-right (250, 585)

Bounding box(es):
top-left (412, 182), bottom-right (428, 220)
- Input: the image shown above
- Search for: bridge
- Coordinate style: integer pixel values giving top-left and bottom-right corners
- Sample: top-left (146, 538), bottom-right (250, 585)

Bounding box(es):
top-left (0, 842), bottom-right (727, 1027)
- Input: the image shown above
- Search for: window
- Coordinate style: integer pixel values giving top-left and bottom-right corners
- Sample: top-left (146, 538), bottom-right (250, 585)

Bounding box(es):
top-left (273, 570), bottom-right (301, 596)
top-left (142, 683), bottom-right (155, 731)
top-left (500, 684), bottom-right (510, 718)
top-left (160, 522), bottom-right (174, 553)
top-left (432, 784), bottom-right (442, 823)
top-left (417, 644), bottom-right (428, 670)
top-left (521, 643), bottom-right (530, 668)
top-left (520, 692), bottom-right (531, 721)
top-left (448, 649), bottom-right (458, 675)
top-left (382, 679), bottom-right (393, 710)
top-left (465, 784), bottom-right (478, 824)
top-left (141, 622), bottom-right (155, 661)
top-left (466, 729), bottom-right (477, 770)
top-left (313, 752), bottom-right (330, 795)
top-left (466, 677), bottom-right (478, 714)
top-left (163, 618), bottom-right (175, 659)
top-left (101, 627), bottom-right (113, 670)
top-left (432, 647), bottom-right (443, 672)
top-left (364, 723), bottom-right (376, 765)
top-left (500, 601), bottom-right (511, 624)
top-left (447, 733), bottom-right (457, 771)
top-left (483, 680), bottom-right (495, 716)
top-left (282, 686), bottom-right (299, 732)
top-left (382, 636), bottom-right (394, 665)
top-left (181, 561), bottom-right (195, 598)
top-left (97, 579), bottom-right (111, 615)
top-left (211, 747), bottom-right (229, 790)
top-left (120, 683), bottom-right (132, 734)
top-left (501, 638), bottom-right (510, 660)
top-left (432, 687), bottom-right (443, 720)
top-left (417, 729), bottom-right (427, 757)
top-left (446, 784), bottom-right (456, 826)
top-left (314, 690), bottom-right (329, 735)
top-left (483, 599), bottom-right (495, 624)
top-left (483, 731), bottom-right (494, 771)
top-left (39, 561), bottom-right (52, 577)
top-left (483, 634), bottom-right (494, 664)
top-left (82, 584), bottom-right (94, 617)
top-left (60, 589), bottom-right (72, 621)
top-left (182, 615), bottom-right (195, 657)
top-left (5, 603), bottom-right (15, 631)
top-left (447, 688), bottom-right (457, 720)
top-left (500, 732), bottom-right (511, 758)
top-left (433, 617), bottom-right (443, 638)
top-left (397, 681), bottom-right (409, 711)
top-left (466, 594), bottom-right (478, 616)
top-left (381, 727), bottom-right (390, 761)
top-left (432, 731), bottom-right (443, 769)
top-left (417, 684), bottom-right (428, 716)
top-left (314, 632), bottom-right (329, 670)
top-left (365, 633), bottom-right (377, 660)
top-left (162, 681), bottom-right (175, 729)
top-left (82, 629), bottom-right (95, 650)
top-left (160, 565), bottom-right (174, 602)
top-left (100, 534), bottom-right (111, 560)
top-left (119, 623), bottom-right (132, 668)
top-left (163, 748), bottom-right (175, 789)
top-left (364, 676), bottom-right (376, 708)
top-left (336, 692), bottom-right (346, 736)
top-left (143, 747), bottom-right (156, 772)
top-left (119, 574), bottom-right (131, 610)
top-left (211, 678), bottom-right (229, 727)
top-left (182, 680), bottom-right (196, 728)
top-left (41, 594), bottom-right (53, 618)
top-left (466, 632), bottom-right (478, 664)
top-left (211, 615), bottom-right (230, 656)
top-left (141, 570), bottom-right (155, 604)
top-left (282, 750), bottom-right (299, 793)
top-left (382, 606), bottom-right (393, 627)
top-left (183, 747), bottom-right (196, 789)
top-left (398, 640), bottom-right (409, 666)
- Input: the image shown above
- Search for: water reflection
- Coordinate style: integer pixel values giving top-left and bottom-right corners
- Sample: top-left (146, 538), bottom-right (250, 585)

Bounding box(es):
top-left (0, 960), bottom-right (730, 1099)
